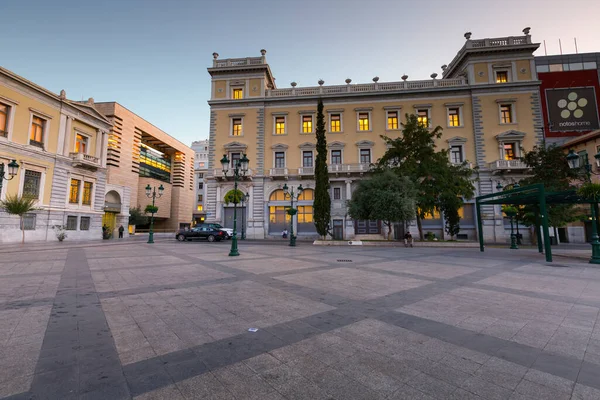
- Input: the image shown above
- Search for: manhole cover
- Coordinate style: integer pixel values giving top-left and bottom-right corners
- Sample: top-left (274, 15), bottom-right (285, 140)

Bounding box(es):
top-left (337, 259), bottom-right (353, 262)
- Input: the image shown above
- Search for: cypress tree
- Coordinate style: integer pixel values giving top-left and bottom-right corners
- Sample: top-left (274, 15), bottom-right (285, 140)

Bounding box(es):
top-left (313, 99), bottom-right (331, 239)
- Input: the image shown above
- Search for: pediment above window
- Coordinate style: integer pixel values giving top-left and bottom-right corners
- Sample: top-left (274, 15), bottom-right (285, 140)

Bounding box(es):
top-left (495, 130), bottom-right (526, 141)
top-left (223, 141), bottom-right (248, 151)
top-left (355, 140), bottom-right (375, 148)
top-left (327, 141), bottom-right (346, 149)
top-left (298, 142), bottom-right (316, 150)
top-left (271, 143), bottom-right (289, 150)
top-left (447, 136), bottom-right (468, 144)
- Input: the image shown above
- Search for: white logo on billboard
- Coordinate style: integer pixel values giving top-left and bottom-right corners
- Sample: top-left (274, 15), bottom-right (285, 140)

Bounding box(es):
top-left (558, 92), bottom-right (588, 119)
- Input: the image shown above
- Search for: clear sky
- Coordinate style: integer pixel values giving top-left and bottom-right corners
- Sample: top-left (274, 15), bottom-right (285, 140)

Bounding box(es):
top-left (1, 0), bottom-right (599, 146)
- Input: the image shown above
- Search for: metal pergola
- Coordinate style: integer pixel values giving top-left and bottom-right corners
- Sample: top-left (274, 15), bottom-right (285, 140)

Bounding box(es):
top-left (475, 184), bottom-right (592, 262)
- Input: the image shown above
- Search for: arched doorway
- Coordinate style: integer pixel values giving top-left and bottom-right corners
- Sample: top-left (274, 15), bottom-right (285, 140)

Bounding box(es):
top-left (103, 190), bottom-right (122, 238)
top-left (267, 188), bottom-right (316, 236)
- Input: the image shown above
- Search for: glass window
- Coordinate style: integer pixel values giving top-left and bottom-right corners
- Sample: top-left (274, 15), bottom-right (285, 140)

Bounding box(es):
top-left (0, 103), bottom-right (8, 137)
top-left (197, 205), bottom-right (203, 211)
top-left (30, 116), bottom-right (45, 148)
top-left (69, 179), bottom-right (81, 204)
top-left (569, 62), bottom-right (583, 71)
top-left (82, 182), bottom-right (93, 205)
top-left (448, 108), bottom-right (461, 127)
top-left (231, 152), bottom-right (241, 168)
top-left (504, 143), bottom-right (516, 160)
top-left (232, 88), bottom-right (243, 99)
top-left (536, 65), bottom-right (550, 73)
top-left (270, 189), bottom-right (286, 201)
top-left (232, 118), bottom-right (242, 136)
top-left (387, 111), bottom-right (398, 130)
top-left (21, 214), bottom-right (36, 230)
top-left (75, 134), bottom-right (88, 154)
top-left (302, 115), bottom-right (313, 133)
top-left (331, 150), bottom-right (342, 165)
top-left (496, 71), bottom-right (508, 83)
top-left (360, 149), bottom-right (371, 164)
top-left (450, 145), bottom-right (463, 164)
top-left (423, 209), bottom-right (441, 220)
top-left (23, 170), bottom-right (41, 199)
top-left (500, 104), bottom-right (513, 124)
top-left (562, 64), bottom-right (570, 71)
top-left (139, 145), bottom-right (171, 182)
top-left (275, 116), bottom-right (286, 134)
top-left (417, 109), bottom-right (430, 127)
top-left (298, 189), bottom-right (314, 200)
top-left (549, 64), bottom-right (563, 72)
top-left (583, 62), bottom-right (597, 70)
top-left (198, 173), bottom-right (204, 178)
top-left (268, 205), bottom-right (291, 233)
top-left (333, 187), bottom-right (341, 200)
top-left (330, 114), bottom-right (341, 132)
top-left (80, 216), bottom-right (90, 231)
top-left (66, 216), bottom-right (78, 230)
top-left (303, 151), bottom-right (313, 167)
top-left (275, 152), bottom-right (285, 168)
top-left (358, 113), bottom-right (370, 131)
top-left (198, 182), bottom-right (204, 190)
top-left (198, 194), bottom-right (203, 202)
top-left (297, 205), bottom-right (313, 223)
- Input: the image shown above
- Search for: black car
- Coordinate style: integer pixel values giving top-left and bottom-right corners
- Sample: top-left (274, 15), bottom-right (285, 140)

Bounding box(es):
top-left (176, 226), bottom-right (225, 242)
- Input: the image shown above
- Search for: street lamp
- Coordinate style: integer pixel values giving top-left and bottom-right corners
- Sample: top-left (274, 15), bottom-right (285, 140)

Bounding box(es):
top-left (283, 183), bottom-right (303, 247)
top-left (567, 149), bottom-right (600, 264)
top-left (0, 159), bottom-right (19, 195)
top-left (220, 153), bottom-right (249, 256)
top-left (240, 192), bottom-right (250, 240)
top-left (145, 183), bottom-right (164, 244)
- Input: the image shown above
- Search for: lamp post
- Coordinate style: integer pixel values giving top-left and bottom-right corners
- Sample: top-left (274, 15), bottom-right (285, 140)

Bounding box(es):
top-left (145, 184), bottom-right (164, 244)
top-left (220, 153), bottom-right (249, 256)
top-left (240, 192), bottom-right (250, 240)
top-left (567, 149), bottom-right (600, 264)
top-left (283, 183), bottom-right (303, 247)
top-left (0, 160), bottom-right (19, 195)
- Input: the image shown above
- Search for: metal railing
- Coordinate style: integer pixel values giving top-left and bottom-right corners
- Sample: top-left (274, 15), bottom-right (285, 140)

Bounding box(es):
top-left (488, 159), bottom-right (528, 169)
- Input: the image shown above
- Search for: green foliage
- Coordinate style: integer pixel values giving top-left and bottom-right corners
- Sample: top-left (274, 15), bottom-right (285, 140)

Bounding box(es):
top-left (425, 232), bottom-right (436, 241)
top-left (129, 206), bottom-right (149, 226)
top-left (224, 189), bottom-right (244, 204)
top-left (144, 204), bottom-right (158, 214)
top-left (347, 170), bottom-right (416, 240)
top-left (52, 225), bottom-right (67, 241)
top-left (313, 99), bottom-right (331, 238)
top-left (376, 114), bottom-right (475, 239)
top-left (502, 206), bottom-right (518, 217)
top-left (440, 194), bottom-right (462, 238)
top-left (0, 194), bottom-right (38, 244)
top-left (577, 183), bottom-right (600, 201)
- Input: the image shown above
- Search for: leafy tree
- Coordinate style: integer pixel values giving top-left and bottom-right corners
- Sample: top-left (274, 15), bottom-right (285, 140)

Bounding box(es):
top-left (224, 189), bottom-right (244, 204)
top-left (313, 99), bottom-right (331, 239)
top-left (129, 206), bottom-right (149, 226)
top-left (376, 114), bottom-right (475, 240)
top-left (347, 170), bottom-right (416, 240)
top-left (0, 194), bottom-right (37, 244)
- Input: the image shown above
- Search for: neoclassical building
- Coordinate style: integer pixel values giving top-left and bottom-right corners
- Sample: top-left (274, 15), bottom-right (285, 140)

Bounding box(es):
top-left (206, 29), bottom-right (543, 242)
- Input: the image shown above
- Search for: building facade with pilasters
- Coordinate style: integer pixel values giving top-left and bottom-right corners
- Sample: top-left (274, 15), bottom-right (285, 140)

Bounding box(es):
top-left (0, 67), bottom-right (112, 243)
top-left (206, 29), bottom-right (543, 242)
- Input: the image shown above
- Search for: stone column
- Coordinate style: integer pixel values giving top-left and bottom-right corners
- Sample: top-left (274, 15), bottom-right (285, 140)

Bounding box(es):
top-left (95, 129), bottom-right (103, 160)
top-left (345, 179), bottom-right (352, 200)
top-left (57, 114), bottom-right (68, 156)
top-left (63, 117), bottom-right (73, 156)
top-left (216, 185), bottom-right (222, 221)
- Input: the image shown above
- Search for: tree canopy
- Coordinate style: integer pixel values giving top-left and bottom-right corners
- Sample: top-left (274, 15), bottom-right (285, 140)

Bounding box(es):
top-left (0, 194), bottom-right (37, 243)
top-left (347, 170), bottom-right (416, 240)
top-left (224, 189), bottom-right (245, 204)
top-left (313, 99), bottom-right (331, 238)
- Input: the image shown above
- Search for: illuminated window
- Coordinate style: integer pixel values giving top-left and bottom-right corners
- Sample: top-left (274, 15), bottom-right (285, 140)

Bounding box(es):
top-left (298, 189), bottom-right (314, 200)
top-left (303, 151), bottom-right (313, 167)
top-left (139, 145), bottom-right (171, 182)
top-left (387, 111), bottom-right (398, 130)
top-left (422, 209), bottom-right (441, 220)
top-left (232, 118), bottom-right (242, 136)
top-left (75, 134), bottom-right (88, 154)
top-left (331, 150), bottom-right (342, 165)
top-left (82, 182), bottom-right (93, 205)
top-left (269, 206), bottom-right (291, 224)
top-left (360, 149), bottom-right (371, 164)
top-left (232, 88), bottom-right (243, 99)
top-left (197, 205), bottom-right (203, 211)
top-left (358, 113), bottom-right (370, 131)
top-left (417, 109), bottom-right (430, 127)
top-left (230, 152), bottom-right (241, 168)
top-left (496, 71), bottom-right (508, 83)
top-left (275, 116), bottom-right (286, 135)
top-left (302, 115), bottom-right (313, 133)
top-left (333, 188), bottom-right (341, 200)
top-left (297, 205), bottom-right (313, 223)
top-left (69, 179), bottom-right (81, 204)
top-left (270, 190), bottom-right (286, 201)
top-left (448, 108), bottom-right (461, 127)
top-left (504, 143), bottom-right (516, 160)
top-left (330, 114), bottom-right (341, 132)
top-left (500, 104), bottom-right (513, 124)
top-left (450, 145), bottom-right (464, 164)
top-left (0, 103), bottom-right (9, 137)
top-left (275, 152), bottom-right (285, 168)
top-left (30, 116), bottom-right (45, 148)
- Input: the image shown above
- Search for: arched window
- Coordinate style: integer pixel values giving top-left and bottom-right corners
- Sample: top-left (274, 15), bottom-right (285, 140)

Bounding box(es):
top-left (269, 189), bottom-right (286, 201)
top-left (298, 189), bottom-right (314, 201)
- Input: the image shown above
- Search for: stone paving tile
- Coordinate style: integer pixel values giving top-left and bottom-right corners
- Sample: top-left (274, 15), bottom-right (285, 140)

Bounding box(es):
top-left (420, 255), bottom-right (507, 268)
top-left (572, 383), bottom-right (600, 400)
top-left (132, 384), bottom-right (185, 400)
top-left (477, 272), bottom-right (591, 299)
top-left (365, 259), bottom-right (479, 279)
top-left (276, 267), bottom-right (431, 300)
top-left (219, 257), bottom-right (325, 274)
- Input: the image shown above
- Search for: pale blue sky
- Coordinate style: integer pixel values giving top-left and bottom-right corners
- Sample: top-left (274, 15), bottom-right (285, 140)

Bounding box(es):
top-left (1, 0), bottom-right (599, 146)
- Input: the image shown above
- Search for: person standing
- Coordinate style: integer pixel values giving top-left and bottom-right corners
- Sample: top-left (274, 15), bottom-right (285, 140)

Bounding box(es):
top-left (282, 229), bottom-right (288, 239)
top-left (118, 225), bottom-right (125, 239)
top-left (404, 231), bottom-right (413, 247)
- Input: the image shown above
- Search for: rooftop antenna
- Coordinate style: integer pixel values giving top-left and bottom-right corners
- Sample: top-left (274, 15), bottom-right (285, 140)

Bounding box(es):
top-left (559, 39), bottom-right (563, 55)
top-left (543, 40), bottom-right (547, 56)
top-left (574, 37), bottom-right (578, 54)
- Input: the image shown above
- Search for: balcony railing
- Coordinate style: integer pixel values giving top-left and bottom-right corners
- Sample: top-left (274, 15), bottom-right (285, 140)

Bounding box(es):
top-left (269, 168), bottom-right (296, 177)
top-left (69, 152), bottom-right (100, 169)
top-left (298, 166), bottom-right (314, 175)
top-left (488, 159), bottom-right (528, 170)
top-left (212, 57), bottom-right (264, 68)
top-left (328, 163), bottom-right (372, 173)
top-left (212, 168), bottom-right (254, 178)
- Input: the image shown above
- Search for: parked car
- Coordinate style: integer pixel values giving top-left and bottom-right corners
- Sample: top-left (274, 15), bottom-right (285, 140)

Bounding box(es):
top-left (176, 226), bottom-right (225, 242)
top-left (208, 223), bottom-right (233, 239)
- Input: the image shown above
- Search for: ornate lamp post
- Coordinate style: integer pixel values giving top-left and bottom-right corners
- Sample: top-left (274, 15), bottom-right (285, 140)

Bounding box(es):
top-left (145, 184), bottom-right (164, 244)
top-left (283, 183), bottom-right (303, 247)
top-left (0, 159), bottom-right (19, 195)
top-left (220, 153), bottom-right (249, 256)
top-left (567, 149), bottom-right (600, 263)
top-left (240, 192), bottom-right (250, 240)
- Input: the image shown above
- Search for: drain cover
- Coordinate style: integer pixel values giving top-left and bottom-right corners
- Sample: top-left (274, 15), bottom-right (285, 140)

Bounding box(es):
top-left (337, 259), bottom-right (353, 262)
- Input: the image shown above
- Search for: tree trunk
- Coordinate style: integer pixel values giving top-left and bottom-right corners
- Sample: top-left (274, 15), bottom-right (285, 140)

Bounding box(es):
top-left (386, 222), bottom-right (392, 241)
top-left (20, 216), bottom-right (24, 244)
top-left (416, 212), bottom-right (424, 241)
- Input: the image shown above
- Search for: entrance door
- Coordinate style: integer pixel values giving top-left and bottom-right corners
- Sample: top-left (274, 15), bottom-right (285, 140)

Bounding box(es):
top-left (224, 207), bottom-right (245, 230)
top-left (393, 223), bottom-right (405, 240)
top-left (102, 212), bottom-right (117, 237)
top-left (333, 219), bottom-right (344, 240)
top-left (355, 220), bottom-right (381, 234)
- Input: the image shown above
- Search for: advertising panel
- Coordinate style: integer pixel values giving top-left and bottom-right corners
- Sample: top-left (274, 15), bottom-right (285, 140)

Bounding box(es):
top-left (546, 87), bottom-right (600, 132)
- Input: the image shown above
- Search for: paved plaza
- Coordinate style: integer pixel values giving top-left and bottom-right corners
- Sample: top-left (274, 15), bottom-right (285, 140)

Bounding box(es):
top-left (1, 240), bottom-right (600, 399)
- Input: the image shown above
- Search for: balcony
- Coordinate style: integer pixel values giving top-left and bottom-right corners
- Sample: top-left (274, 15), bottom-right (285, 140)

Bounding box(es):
top-left (269, 168), bottom-right (297, 178)
top-left (328, 163), bottom-right (372, 174)
top-left (70, 152), bottom-right (100, 170)
top-left (212, 168), bottom-right (254, 180)
top-left (298, 166), bottom-right (314, 176)
top-left (488, 159), bottom-right (528, 170)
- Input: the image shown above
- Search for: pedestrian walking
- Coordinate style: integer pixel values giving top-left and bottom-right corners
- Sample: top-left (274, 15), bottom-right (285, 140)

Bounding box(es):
top-left (118, 225), bottom-right (125, 239)
top-left (404, 231), bottom-right (413, 247)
